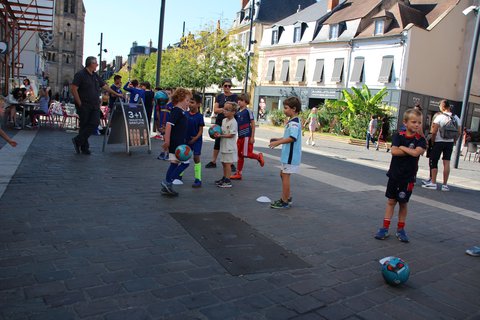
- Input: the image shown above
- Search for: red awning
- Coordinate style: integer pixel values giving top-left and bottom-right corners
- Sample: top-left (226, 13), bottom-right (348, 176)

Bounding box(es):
top-left (0, 0), bottom-right (54, 31)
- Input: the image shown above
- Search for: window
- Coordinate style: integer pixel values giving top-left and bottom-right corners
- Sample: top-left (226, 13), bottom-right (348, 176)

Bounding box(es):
top-left (374, 20), bottom-right (384, 35)
top-left (65, 54), bottom-right (70, 64)
top-left (331, 58), bottom-right (344, 83)
top-left (295, 59), bottom-right (306, 82)
top-left (266, 60), bottom-right (275, 81)
top-left (70, 0), bottom-right (75, 13)
top-left (350, 57), bottom-right (365, 83)
top-left (312, 59), bottom-right (324, 82)
top-left (280, 60), bottom-right (290, 82)
top-left (64, 0), bottom-right (69, 12)
top-left (378, 56), bottom-right (394, 83)
top-left (329, 24), bottom-right (339, 40)
top-left (294, 26), bottom-right (302, 43)
top-left (271, 30), bottom-right (279, 45)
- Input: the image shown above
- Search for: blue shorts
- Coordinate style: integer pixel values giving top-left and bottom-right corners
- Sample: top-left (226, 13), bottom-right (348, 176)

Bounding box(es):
top-left (189, 140), bottom-right (202, 156)
top-left (385, 178), bottom-right (414, 203)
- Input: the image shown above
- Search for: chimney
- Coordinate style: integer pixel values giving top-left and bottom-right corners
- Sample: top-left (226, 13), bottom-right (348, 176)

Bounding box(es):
top-left (242, 0), bottom-right (249, 9)
top-left (327, 0), bottom-right (339, 12)
top-left (297, 5), bottom-right (301, 12)
top-left (148, 39), bottom-right (152, 48)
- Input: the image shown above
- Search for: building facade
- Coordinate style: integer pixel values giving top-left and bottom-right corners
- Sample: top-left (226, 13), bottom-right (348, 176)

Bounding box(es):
top-left (253, 0), bottom-right (480, 131)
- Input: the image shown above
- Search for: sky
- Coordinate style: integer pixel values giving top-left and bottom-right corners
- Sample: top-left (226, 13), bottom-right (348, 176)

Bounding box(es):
top-left (83, 0), bottom-right (240, 64)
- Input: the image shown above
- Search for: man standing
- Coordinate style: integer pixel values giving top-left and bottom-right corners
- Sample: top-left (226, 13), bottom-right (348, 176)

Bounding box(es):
top-left (422, 100), bottom-right (461, 191)
top-left (109, 74), bottom-right (123, 111)
top-left (71, 56), bottom-right (122, 155)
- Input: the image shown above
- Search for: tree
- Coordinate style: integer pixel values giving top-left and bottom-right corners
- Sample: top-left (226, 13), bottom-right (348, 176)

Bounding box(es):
top-left (332, 85), bottom-right (389, 138)
top-left (126, 23), bottom-right (246, 91)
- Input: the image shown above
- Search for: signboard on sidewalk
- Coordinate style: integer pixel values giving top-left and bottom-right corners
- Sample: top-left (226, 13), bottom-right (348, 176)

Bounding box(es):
top-left (102, 99), bottom-right (151, 155)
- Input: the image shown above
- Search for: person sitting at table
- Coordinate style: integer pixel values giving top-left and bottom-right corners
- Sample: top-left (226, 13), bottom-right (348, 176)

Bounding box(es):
top-left (6, 87), bottom-right (26, 129)
top-left (0, 96), bottom-right (17, 147)
top-left (26, 87), bottom-right (49, 128)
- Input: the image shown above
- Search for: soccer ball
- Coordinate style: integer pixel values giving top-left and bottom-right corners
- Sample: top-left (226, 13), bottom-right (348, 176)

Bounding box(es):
top-left (381, 257), bottom-right (410, 286)
top-left (175, 144), bottom-right (192, 161)
top-left (155, 90), bottom-right (169, 106)
top-left (208, 124), bottom-right (222, 139)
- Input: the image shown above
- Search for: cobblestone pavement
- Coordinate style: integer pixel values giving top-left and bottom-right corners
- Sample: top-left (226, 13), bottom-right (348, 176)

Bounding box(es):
top-left (0, 126), bottom-right (479, 320)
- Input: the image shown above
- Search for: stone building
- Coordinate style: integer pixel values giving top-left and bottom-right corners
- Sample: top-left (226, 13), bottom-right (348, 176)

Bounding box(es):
top-left (45, 0), bottom-right (85, 100)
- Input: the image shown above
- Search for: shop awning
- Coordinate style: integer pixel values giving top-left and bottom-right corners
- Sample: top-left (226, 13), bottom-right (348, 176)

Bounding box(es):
top-left (0, 0), bottom-right (54, 31)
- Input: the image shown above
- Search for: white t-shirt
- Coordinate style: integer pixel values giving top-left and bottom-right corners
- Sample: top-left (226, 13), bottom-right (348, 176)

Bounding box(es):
top-left (369, 119), bottom-right (377, 135)
top-left (220, 118), bottom-right (238, 154)
top-left (434, 112), bottom-right (461, 142)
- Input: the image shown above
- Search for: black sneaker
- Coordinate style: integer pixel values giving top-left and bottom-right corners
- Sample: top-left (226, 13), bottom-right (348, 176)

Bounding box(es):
top-left (72, 138), bottom-right (80, 154)
top-left (81, 148), bottom-right (91, 155)
top-left (205, 162), bottom-right (217, 168)
top-left (215, 177), bottom-right (225, 185)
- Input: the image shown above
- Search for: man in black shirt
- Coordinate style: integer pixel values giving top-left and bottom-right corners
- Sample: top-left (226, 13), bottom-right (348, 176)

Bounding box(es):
top-left (71, 56), bottom-right (122, 154)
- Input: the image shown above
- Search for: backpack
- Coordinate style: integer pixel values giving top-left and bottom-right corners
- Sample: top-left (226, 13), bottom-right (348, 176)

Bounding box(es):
top-left (439, 113), bottom-right (459, 140)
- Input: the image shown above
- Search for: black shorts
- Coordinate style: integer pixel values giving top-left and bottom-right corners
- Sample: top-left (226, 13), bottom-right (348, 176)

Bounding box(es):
top-left (385, 178), bottom-right (414, 203)
top-left (430, 141), bottom-right (454, 161)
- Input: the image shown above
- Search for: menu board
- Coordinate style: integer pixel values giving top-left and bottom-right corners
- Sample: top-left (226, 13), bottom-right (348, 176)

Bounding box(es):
top-left (123, 103), bottom-right (149, 146)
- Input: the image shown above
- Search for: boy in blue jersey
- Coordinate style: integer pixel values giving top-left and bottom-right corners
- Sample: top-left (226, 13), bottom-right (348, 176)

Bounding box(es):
top-left (160, 88), bottom-right (192, 197)
top-left (187, 94), bottom-right (205, 187)
top-left (123, 79), bottom-right (145, 104)
top-left (374, 108), bottom-right (426, 242)
top-left (268, 97), bottom-right (302, 209)
top-left (231, 93), bottom-right (264, 180)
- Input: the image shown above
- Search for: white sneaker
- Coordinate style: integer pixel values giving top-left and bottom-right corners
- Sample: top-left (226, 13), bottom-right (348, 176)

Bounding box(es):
top-left (441, 185), bottom-right (450, 192)
top-left (311, 141), bottom-right (315, 146)
top-left (172, 179), bottom-right (184, 185)
top-left (422, 182), bottom-right (437, 190)
top-left (306, 140), bottom-right (310, 145)
top-left (421, 179), bottom-right (431, 185)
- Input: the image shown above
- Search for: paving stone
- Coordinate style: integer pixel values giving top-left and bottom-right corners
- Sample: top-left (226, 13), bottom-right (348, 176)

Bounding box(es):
top-left (34, 270), bottom-right (73, 283)
top-left (73, 299), bottom-right (119, 318)
top-left (104, 308), bottom-right (151, 320)
top-left (151, 284), bottom-right (190, 299)
top-left (282, 295), bottom-right (326, 314)
top-left (199, 303), bottom-right (241, 320)
top-left (146, 300), bottom-right (188, 318)
top-left (263, 306), bottom-right (298, 320)
top-left (64, 275), bottom-right (104, 290)
top-left (24, 281), bottom-right (66, 299)
top-left (43, 290), bottom-right (85, 307)
top-left (85, 283), bottom-right (125, 299)
top-left (28, 308), bottom-right (77, 320)
top-left (179, 292), bottom-right (221, 310)
top-left (315, 303), bottom-right (355, 320)
top-left (0, 275), bottom-right (36, 290)
top-left (121, 277), bottom-right (159, 292)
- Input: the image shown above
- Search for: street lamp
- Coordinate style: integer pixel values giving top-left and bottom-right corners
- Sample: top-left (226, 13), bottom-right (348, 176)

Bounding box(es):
top-left (156, 0), bottom-right (166, 88)
top-left (97, 33), bottom-right (108, 77)
top-left (244, 1), bottom-right (256, 93)
top-left (454, 5), bottom-right (479, 168)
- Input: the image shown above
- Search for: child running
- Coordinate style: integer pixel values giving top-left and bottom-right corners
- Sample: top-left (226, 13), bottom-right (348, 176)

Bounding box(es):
top-left (268, 97), bottom-right (302, 209)
top-left (160, 88), bottom-right (192, 197)
top-left (214, 101), bottom-right (238, 188)
top-left (231, 93), bottom-right (264, 180)
top-left (186, 93), bottom-right (205, 188)
top-left (374, 108), bottom-right (426, 242)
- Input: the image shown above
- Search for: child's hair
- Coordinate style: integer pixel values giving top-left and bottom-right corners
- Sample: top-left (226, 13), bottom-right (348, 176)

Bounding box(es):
top-left (113, 75), bottom-right (122, 81)
top-left (238, 93), bottom-right (250, 104)
top-left (144, 82), bottom-right (151, 90)
top-left (171, 88), bottom-right (192, 105)
top-left (191, 93), bottom-right (202, 104)
top-left (221, 78), bottom-right (232, 86)
top-left (283, 96), bottom-right (301, 113)
top-left (403, 108), bottom-right (422, 122)
top-left (224, 101), bottom-right (238, 113)
top-left (131, 79), bottom-right (139, 87)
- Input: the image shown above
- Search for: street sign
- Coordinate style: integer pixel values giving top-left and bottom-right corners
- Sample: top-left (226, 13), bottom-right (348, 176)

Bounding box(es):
top-left (15, 63), bottom-right (24, 68)
top-left (0, 42), bottom-right (7, 55)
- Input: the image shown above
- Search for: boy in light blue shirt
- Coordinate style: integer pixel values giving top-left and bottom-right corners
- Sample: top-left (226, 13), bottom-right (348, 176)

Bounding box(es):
top-left (268, 96), bottom-right (302, 209)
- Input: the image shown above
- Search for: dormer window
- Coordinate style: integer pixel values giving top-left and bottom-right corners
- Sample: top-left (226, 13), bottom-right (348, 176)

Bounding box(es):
top-left (293, 22), bottom-right (307, 43)
top-left (374, 19), bottom-right (385, 35)
top-left (271, 26), bottom-right (284, 45)
top-left (294, 27), bottom-right (302, 43)
top-left (329, 24), bottom-right (339, 40)
top-left (272, 30), bottom-right (279, 44)
top-left (329, 22), bottom-right (345, 40)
